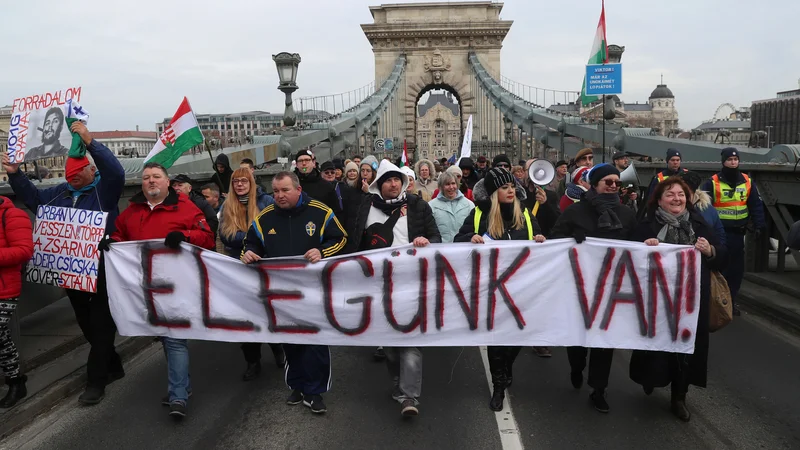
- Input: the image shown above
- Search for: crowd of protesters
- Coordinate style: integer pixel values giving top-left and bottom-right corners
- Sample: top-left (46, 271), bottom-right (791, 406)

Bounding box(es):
top-left (0, 121), bottom-right (771, 424)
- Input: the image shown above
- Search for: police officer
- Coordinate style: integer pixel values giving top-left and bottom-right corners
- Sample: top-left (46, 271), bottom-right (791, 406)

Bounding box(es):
top-left (647, 148), bottom-right (687, 200)
top-left (700, 148), bottom-right (766, 316)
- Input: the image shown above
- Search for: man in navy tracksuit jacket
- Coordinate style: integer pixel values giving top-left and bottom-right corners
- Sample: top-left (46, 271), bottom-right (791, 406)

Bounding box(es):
top-left (241, 171), bottom-right (347, 414)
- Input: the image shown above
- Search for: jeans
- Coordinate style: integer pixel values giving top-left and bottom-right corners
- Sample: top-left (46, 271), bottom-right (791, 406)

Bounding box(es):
top-left (385, 347), bottom-right (422, 405)
top-left (162, 337), bottom-right (191, 404)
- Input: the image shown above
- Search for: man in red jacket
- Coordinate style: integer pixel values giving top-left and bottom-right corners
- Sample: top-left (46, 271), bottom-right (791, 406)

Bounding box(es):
top-left (102, 162), bottom-right (214, 419)
top-left (0, 196), bottom-right (34, 407)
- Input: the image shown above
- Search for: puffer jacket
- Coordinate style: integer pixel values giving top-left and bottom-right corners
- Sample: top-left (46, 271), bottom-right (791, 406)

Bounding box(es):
top-left (429, 190), bottom-right (474, 243)
top-left (414, 159), bottom-right (437, 197)
top-left (0, 197), bottom-right (34, 299)
top-left (219, 191), bottom-right (275, 257)
top-left (693, 189), bottom-right (726, 246)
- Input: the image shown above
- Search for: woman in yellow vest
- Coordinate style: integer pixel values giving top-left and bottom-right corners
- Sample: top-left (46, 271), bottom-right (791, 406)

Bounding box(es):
top-left (454, 167), bottom-right (546, 412)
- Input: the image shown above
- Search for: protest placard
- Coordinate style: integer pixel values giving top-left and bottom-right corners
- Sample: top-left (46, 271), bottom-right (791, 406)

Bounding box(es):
top-left (26, 205), bottom-right (108, 293)
top-left (7, 87), bottom-right (83, 163)
top-left (105, 238), bottom-right (701, 353)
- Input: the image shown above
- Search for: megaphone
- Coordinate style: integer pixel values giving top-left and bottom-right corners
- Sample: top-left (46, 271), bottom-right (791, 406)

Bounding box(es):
top-left (528, 159), bottom-right (556, 186)
top-left (620, 163), bottom-right (639, 186)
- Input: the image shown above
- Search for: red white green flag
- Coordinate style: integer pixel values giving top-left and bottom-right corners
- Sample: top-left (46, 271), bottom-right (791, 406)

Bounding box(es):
top-left (580, 0), bottom-right (609, 106)
top-left (401, 139), bottom-right (408, 167)
top-left (145, 97), bottom-right (204, 168)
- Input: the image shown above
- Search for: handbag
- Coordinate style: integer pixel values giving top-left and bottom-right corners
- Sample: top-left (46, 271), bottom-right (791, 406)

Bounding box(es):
top-left (363, 206), bottom-right (404, 250)
top-left (709, 270), bottom-right (733, 332)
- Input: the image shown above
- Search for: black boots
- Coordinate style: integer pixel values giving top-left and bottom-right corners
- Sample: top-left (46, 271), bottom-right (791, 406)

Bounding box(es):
top-left (269, 344), bottom-right (286, 368)
top-left (489, 384), bottom-right (506, 411)
top-left (671, 390), bottom-right (691, 422)
top-left (0, 375), bottom-right (27, 408)
top-left (242, 362), bottom-right (262, 381)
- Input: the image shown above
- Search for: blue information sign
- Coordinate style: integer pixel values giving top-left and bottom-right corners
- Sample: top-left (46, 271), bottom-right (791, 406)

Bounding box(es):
top-left (585, 63), bottom-right (622, 96)
top-left (384, 138), bottom-right (393, 151)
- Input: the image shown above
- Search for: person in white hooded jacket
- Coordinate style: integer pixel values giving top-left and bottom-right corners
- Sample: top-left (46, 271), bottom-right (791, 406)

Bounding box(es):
top-left (428, 170), bottom-right (474, 243)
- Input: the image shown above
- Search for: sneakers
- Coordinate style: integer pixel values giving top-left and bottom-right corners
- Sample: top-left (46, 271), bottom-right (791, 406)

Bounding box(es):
top-left (532, 347), bottom-right (552, 358)
top-left (303, 394), bottom-right (327, 414)
top-left (161, 390), bottom-right (192, 406)
top-left (242, 362), bottom-right (262, 381)
top-left (373, 347), bottom-right (387, 361)
top-left (78, 386), bottom-right (105, 405)
top-left (286, 389), bottom-right (304, 405)
top-left (570, 372), bottom-right (583, 389)
top-left (590, 389), bottom-right (609, 413)
top-left (169, 401), bottom-right (187, 418)
top-left (401, 399), bottom-right (418, 416)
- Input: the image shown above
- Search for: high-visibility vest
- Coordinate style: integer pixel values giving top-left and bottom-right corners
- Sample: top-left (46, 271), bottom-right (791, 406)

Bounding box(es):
top-left (657, 168), bottom-right (687, 182)
top-left (711, 173), bottom-right (752, 222)
top-left (473, 206), bottom-right (534, 240)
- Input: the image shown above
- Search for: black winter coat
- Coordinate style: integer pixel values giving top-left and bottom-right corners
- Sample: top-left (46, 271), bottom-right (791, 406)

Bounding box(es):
top-left (549, 193), bottom-right (638, 241)
top-left (628, 210), bottom-right (727, 389)
top-left (520, 185), bottom-right (560, 237)
top-left (454, 203), bottom-right (542, 242)
top-left (188, 190), bottom-right (219, 236)
top-left (346, 193), bottom-right (441, 253)
top-left (296, 168), bottom-right (342, 218)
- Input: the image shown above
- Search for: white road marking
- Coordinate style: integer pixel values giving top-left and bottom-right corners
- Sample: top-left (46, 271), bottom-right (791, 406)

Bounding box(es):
top-left (479, 346), bottom-right (525, 450)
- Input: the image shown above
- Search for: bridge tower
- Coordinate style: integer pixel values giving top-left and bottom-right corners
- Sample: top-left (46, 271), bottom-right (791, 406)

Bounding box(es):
top-left (362, 2), bottom-right (512, 158)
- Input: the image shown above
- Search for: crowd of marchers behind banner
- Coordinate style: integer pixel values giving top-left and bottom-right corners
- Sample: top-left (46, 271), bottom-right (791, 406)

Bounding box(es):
top-left (1, 123), bottom-right (795, 424)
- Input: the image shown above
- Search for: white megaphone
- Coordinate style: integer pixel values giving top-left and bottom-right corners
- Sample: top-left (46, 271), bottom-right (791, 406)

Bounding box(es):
top-left (528, 159), bottom-right (556, 186)
top-left (619, 163), bottom-right (640, 186)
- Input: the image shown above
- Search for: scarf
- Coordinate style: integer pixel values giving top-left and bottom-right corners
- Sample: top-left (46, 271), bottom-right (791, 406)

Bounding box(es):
top-left (565, 182), bottom-right (585, 201)
top-left (654, 207), bottom-right (695, 245)
top-left (238, 194), bottom-right (249, 205)
top-left (67, 172), bottom-right (101, 198)
top-left (584, 189), bottom-right (622, 230)
top-left (721, 167), bottom-right (741, 184)
top-left (372, 191), bottom-right (408, 214)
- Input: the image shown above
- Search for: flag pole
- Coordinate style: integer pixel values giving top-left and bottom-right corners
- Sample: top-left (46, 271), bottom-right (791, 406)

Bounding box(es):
top-left (602, 94), bottom-right (606, 163)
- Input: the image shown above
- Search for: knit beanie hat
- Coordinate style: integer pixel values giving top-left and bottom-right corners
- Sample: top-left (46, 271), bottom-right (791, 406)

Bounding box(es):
top-left (492, 154), bottom-right (512, 168)
top-left (294, 149), bottom-right (314, 162)
top-left (588, 163), bottom-right (620, 187)
top-left (666, 148), bottom-right (681, 161)
top-left (361, 155), bottom-right (379, 172)
top-left (484, 167), bottom-right (515, 197)
top-left (344, 161), bottom-right (359, 175)
top-left (65, 156), bottom-right (90, 180)
top-left (721, 147), bottom-right (739, 163)
top-left (571, 166), bottom-right (590, 184)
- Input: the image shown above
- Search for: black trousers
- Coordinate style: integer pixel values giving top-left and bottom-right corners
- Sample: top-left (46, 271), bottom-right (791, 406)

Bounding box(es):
top-left (241, 342), bottom-right (284, 364)
top-left (567, 346), bottom-right (613, 390)
top-left (66, 265), bottom-right (122, 388)
top-left (487, 346), bottom-right (522, 388)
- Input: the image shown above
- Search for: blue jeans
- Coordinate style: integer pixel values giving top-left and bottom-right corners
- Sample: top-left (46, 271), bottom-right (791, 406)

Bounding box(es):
top-left (161, 337), bottom-right (191, 404)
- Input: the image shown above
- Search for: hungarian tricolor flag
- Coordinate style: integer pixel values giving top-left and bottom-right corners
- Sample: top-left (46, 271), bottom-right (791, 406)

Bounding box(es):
top-left (400, 139), bottom-right (408, 167)
top-left (145, 97), bottom-right (203, 168)
top-left (580, 0), bottom-right (608, 106)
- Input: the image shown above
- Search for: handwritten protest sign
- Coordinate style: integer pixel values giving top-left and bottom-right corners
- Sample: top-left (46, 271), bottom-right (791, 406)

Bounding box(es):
top-left (105, 238), bottom-right (701, 353)
top-left (7, 87), bottom-right (82, 163)
top-left (26, 206), bottom-right (108, 293)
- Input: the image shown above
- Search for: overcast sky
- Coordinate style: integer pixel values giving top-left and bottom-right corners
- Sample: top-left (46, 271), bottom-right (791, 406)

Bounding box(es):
top-left (2, 0), bottom-right (798, 132)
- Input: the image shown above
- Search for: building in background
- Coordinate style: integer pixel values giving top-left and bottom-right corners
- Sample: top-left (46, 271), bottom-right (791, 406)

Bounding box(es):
top-left (751, 81), bottom-right (800, 146)
top-left (416, 92), bottom-right (461, 160)
top-left (0, 105), bottom-right (10, 155)
top-left (695, 120), bottom-right (751, 146)
top-left (92, 130), bottom-right (158, 157)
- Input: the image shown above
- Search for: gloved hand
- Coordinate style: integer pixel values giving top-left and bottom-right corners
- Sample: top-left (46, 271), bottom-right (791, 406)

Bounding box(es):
top-left (97, 235), bottom-right (117, 252)
top-left (574, 229), bottom-right (586, 244)
top-left (164, 231), bottom-right (186, 249)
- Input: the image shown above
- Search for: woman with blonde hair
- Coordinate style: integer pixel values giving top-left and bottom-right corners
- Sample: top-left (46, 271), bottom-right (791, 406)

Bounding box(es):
top-left (454, 167), bottom-right (545, 412)
top-left (218, 168), bottom-right (285, 380)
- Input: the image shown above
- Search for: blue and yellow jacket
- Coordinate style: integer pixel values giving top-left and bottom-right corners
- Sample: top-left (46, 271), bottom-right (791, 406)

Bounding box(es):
top-left (242, 192), bottom-right (347, 259)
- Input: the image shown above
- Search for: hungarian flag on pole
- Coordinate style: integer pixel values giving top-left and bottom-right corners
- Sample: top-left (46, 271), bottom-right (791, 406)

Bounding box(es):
top-left (145, 97), bottom-right (204, 168)
top-left (580, 0), bottom-right (608, 106)
top-left (400, 139), bottom-right (408, 167)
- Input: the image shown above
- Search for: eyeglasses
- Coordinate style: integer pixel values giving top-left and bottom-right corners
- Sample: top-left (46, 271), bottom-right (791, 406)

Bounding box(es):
top-left (232, 178), bottom-right (249, 185)
top-left (297, 158), bottom-right (313, 164)
top-left (602, 179), bottom-right (622, 187)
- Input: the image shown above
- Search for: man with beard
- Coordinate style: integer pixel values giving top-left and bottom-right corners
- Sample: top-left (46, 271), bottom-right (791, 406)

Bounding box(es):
top-left (647, 148), bottom-right (687, 200)
top-left (294, 149), bottom-right (341, 217)
top-left (26, 107), bottom-right (69, 160)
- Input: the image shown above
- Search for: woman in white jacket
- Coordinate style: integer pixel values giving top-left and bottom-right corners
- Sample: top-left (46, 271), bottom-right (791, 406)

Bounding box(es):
top-left (428, 171), bottom-right (475, 243)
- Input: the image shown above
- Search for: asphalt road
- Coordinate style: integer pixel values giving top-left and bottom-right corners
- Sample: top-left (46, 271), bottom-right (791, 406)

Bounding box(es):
top-left (3, 311), bottom-right (799, 450)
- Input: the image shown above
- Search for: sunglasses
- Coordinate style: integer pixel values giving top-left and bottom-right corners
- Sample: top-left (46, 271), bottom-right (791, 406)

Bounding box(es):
top-left (580, 155), bottom-right (594, 161)
top-left (602, 179), bottom-right (622, 187)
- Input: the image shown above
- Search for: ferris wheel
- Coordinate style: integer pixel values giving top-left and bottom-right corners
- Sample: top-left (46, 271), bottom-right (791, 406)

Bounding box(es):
top-left (714, 103), bottom-right (737, 121)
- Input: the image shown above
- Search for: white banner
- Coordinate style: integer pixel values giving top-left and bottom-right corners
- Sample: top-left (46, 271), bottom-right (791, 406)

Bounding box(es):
top-left (458, 114), bottom-right (473, 164)
top-left (105, 238), bottom-right (701, 353)
top-left (26, 206), bottom-right (108, 293)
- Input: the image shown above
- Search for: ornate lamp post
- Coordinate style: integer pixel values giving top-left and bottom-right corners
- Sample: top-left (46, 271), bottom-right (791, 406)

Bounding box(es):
top-left (503, 117), bottom-right (512, 157)
top-left (272, 52), bottom-right (301, 127)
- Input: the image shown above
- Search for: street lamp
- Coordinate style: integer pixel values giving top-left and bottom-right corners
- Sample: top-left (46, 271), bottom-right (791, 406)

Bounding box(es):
top-left (503, 116), bottom-right (512, 147)
top-left (273, 52), bottom-right (301, 127)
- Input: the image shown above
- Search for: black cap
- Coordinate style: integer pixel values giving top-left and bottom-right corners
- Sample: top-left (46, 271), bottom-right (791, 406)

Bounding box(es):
top-left (320, 161), bottom-right (335, 172)
top-left (721, 147), bottom-right (739, 163)
top-left (170, 174), bottom-right (192, 184)
top-left (555, 160), bottom-right (568, 167)
top-left (612, 151), bottom-right (627, 161)
top-left (294, 149), bottom-right (314, 162)
top-left (666, 148), bottom-right (681, 161)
